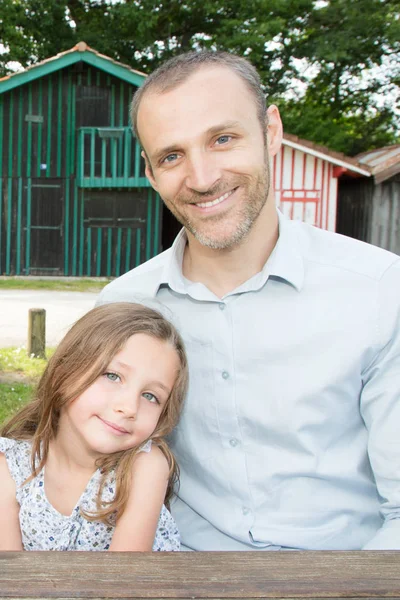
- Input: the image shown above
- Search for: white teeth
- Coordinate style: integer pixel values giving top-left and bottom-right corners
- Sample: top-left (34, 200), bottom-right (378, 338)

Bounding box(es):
top-left (196, 190), bottom-right (233, 208)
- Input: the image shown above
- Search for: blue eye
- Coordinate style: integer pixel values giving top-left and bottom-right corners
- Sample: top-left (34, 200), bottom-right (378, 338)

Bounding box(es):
top-left (104, 372), bottom-right (120, 382)
top-left (143, 392), bottom-right (159, 404)
top-left (216, 135), bottom-right (231, 145)
top-left (162, 153), bottom-right (179, 164)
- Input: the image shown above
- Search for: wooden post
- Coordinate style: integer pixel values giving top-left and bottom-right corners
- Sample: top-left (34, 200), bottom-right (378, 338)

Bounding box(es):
top-left (27, 308), bottom-right (46, 359)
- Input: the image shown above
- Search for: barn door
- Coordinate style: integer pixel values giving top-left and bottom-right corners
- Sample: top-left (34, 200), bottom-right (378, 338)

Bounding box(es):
top-left (25, 179), bottom-right (64, 274)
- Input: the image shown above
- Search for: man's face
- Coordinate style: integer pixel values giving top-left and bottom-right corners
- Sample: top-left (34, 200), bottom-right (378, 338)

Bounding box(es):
top-left (137, 66), bottom-right (276, 250)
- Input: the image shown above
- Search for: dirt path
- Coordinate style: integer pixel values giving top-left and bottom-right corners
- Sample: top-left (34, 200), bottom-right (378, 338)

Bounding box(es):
top-left (0, 372), bottom-right (37, 385)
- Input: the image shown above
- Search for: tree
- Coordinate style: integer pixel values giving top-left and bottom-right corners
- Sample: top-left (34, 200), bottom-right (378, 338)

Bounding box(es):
top-left (0, 0), bottom-right (398, 154)
top-left (277, 0), bottom-right (400, 153)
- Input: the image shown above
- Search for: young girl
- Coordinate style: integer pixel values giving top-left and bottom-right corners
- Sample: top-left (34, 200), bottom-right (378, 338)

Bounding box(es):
top-left (0, 302), bottom-right (188, 551)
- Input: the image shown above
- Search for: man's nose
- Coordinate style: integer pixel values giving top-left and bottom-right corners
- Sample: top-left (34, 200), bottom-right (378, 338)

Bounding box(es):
top-left (185, 150), bottom-right (221, 193)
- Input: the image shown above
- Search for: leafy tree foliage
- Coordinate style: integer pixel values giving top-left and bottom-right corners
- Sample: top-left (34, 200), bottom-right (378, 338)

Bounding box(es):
top-left (0, 0), bottom-right (398, 154)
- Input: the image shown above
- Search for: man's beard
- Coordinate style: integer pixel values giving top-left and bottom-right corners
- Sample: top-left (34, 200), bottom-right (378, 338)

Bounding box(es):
top-left (164, 159), bottom-right (271, 251)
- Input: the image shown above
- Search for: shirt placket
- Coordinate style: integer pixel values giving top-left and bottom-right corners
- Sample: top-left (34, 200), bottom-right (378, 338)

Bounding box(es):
top-left (214, 298), bottom-right (255, 539)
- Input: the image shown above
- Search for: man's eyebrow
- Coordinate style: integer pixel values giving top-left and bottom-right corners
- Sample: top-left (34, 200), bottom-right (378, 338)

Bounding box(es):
top-left (151, 144), bottom-right (180, 164)
top-left (206, 121), bottom-right (242, 136)
top-left (150, 121), bottom-right (242, 164)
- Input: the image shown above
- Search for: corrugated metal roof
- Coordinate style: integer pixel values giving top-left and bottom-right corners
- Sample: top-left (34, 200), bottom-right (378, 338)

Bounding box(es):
top-left (356, 145), bottom-right (400, 183)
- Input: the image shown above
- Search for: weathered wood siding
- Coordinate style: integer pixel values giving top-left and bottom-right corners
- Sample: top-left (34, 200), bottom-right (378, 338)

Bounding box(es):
top-left (337, 175), bottom-right (400, 255)
top-left (370, 176), bottom-right (400, 255)
top-left (0, 62), bottom-right (161, 276)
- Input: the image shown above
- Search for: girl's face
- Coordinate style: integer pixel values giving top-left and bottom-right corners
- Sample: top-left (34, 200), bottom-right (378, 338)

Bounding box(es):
top-left (59, 333), bottom-right (179, 460)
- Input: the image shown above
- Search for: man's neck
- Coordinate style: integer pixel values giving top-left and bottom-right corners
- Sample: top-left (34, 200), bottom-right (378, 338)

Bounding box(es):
top-left (182, 201), bottom-right (279, 298)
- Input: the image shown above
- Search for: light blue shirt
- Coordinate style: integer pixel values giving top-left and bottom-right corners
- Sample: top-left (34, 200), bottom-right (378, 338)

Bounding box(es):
top-left (97, 212), bottom-right (400, 551)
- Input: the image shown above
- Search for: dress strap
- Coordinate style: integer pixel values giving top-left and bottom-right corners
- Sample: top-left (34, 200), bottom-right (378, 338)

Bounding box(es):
top-left (138, 439), bottom-right (152, 454)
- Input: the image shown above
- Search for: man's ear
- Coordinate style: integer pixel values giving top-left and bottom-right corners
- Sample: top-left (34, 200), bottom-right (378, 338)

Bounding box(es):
top-left (265, 105), bottom-right (283, 158)
top-left (142, 151), bottom-right (158, 191)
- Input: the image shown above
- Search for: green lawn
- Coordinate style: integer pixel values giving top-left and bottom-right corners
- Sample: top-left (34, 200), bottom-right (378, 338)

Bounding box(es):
top-left (0, 383), bottom-right (34, 424)
top-left (0, 277), bottom-right (111, 292)
top-left (0, 347), bottom-right (51, 425)
top-left (0, 346), bottom-right (51, 378)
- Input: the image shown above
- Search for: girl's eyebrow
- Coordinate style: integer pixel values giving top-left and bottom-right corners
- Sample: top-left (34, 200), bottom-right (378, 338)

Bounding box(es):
top-left (149, 381), bottom-right (172, 395)
top-left (109, 361), bottom-right (172, 395)
top-left (109, 360), bottom-right (132, 371)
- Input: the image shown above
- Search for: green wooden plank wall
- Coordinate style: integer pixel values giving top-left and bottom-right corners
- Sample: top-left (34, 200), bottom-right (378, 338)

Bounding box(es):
top-left (0, 63), bottom-right (163, 276)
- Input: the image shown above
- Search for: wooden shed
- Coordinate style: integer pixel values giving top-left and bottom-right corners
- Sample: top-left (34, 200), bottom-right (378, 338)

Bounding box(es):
top-left (274, 134), bottom-right (370, 232)
top-left (337, 145), bottom-right (400, 255)
top-left (0, 42), bottom-right (162, 277)
top-left (0, 43), bottom-right (371, 276)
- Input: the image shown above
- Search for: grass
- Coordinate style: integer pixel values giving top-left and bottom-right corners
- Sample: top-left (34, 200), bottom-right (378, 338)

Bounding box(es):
top-left (0, 384), bottom-right (34, 424)
top-left (0, 347), bottom-right (52, 424)
top-left (0, 346), bottom-right (53, 379)
top-left (0, 277), bottom-right (111, 292)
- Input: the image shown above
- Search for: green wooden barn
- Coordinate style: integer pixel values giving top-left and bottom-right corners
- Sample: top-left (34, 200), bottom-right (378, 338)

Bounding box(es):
top-left (0, 41), bottom-right (172, 277)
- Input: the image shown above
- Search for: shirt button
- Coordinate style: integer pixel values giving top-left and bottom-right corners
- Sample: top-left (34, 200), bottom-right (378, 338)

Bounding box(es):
top-left (229, 438), bottom-right (239, 447)
top-left (242, 507), bottom-right (251, 516)
top-left (219, 303), bottom-right (225, 311)
top-left (222, 370), bottom-right (229, 380)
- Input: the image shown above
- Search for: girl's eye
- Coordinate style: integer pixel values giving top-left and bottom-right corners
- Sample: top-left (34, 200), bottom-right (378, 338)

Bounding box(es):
top-left (104, 372), bottom-right (120, 382)
top-left (215, 135), bottom-right (231, 145)
top-left (143, 392), bottom-right (159, 404)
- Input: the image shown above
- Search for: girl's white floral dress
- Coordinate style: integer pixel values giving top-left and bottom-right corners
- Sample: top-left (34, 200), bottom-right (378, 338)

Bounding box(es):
top-left (0, 437), bottom-right (180, 551)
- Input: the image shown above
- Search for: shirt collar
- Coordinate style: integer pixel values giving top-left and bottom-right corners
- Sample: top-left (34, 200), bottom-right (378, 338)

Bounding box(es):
top-left (159, 228), bottom-right (188, 294)
top-left (157, 210), bottom-right (305, 295)
top-left (267, 210), bottom-right (305, 292)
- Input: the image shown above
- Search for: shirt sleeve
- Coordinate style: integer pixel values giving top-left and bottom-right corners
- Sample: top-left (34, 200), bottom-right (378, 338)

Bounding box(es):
top-left (360, 258), bottom-right (400, 549)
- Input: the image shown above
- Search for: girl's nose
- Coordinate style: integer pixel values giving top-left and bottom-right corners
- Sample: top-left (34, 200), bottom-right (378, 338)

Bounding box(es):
top-left (114, 393), bottom-right (139, 419)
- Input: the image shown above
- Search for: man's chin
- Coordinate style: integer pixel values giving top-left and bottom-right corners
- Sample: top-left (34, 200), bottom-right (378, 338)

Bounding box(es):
top-left (191, 228), bottom-right (247, 251)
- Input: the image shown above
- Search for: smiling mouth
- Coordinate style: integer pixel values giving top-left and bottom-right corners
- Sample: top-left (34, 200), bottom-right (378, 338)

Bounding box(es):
top-left (98, 417), bottom-right (130, 435)
top-left (195, 188), bottom-right (236, 209)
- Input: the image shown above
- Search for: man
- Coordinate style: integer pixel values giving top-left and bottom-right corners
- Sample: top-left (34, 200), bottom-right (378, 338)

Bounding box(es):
top-left (97, 51), bottom-right (400, 550)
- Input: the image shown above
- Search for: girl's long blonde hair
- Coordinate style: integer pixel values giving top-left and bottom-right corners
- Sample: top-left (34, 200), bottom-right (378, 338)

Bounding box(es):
top-left (1, 302), bottom-right (188, 524)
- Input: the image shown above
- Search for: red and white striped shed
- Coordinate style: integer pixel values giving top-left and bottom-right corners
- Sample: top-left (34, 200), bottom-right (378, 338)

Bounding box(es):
top-left (273, 134), bottom-right (371, 232)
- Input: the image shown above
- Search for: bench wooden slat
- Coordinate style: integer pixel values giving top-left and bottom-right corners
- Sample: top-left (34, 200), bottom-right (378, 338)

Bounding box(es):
top-left (1, 551), bottom-right (400, 599)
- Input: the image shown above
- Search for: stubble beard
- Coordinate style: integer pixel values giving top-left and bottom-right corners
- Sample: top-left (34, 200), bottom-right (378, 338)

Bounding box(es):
top-left (165, 158), bottom-right (271, 251)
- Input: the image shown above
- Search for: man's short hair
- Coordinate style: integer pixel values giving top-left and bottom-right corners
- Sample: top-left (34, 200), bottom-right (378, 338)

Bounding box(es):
top-left (130, 50), bottom-right (267, 147)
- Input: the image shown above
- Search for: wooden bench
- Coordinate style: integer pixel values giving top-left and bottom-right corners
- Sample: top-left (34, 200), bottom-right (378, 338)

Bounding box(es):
top-left (1, 551), bottom-right (400, 599)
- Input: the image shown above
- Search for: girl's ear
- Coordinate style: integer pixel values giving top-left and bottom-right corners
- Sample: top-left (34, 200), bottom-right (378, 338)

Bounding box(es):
top-left (265, 105), bottom-right (283, 158)
top-left (142, 151), bottom-right (159, 192)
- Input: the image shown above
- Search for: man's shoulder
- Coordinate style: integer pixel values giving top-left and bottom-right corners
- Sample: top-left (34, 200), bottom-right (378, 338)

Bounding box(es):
top-left (97, 248), bottom-right (172, 303)
top-left (295, 220), bottom-right (400, 282)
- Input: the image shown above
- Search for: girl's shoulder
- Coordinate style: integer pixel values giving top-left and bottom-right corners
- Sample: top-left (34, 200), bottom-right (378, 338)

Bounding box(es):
top-left (134, 440), bottom-right (168, 471)
top-left (0, 437), bottom-right (33, 488)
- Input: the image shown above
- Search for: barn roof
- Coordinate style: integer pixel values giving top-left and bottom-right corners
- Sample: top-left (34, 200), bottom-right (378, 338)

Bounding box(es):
top-left (0, 42), bottom-right (146, 93)
top-left (356, 145), bottom-right (400, 184)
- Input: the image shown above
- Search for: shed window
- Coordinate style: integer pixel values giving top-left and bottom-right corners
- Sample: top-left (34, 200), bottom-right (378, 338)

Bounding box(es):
top-left (76, 86), bottom-right (110, 127)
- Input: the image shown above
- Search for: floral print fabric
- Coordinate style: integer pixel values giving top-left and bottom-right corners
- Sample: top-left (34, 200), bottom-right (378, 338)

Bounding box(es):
top-left (0, 437), bottom-right (179, 551)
